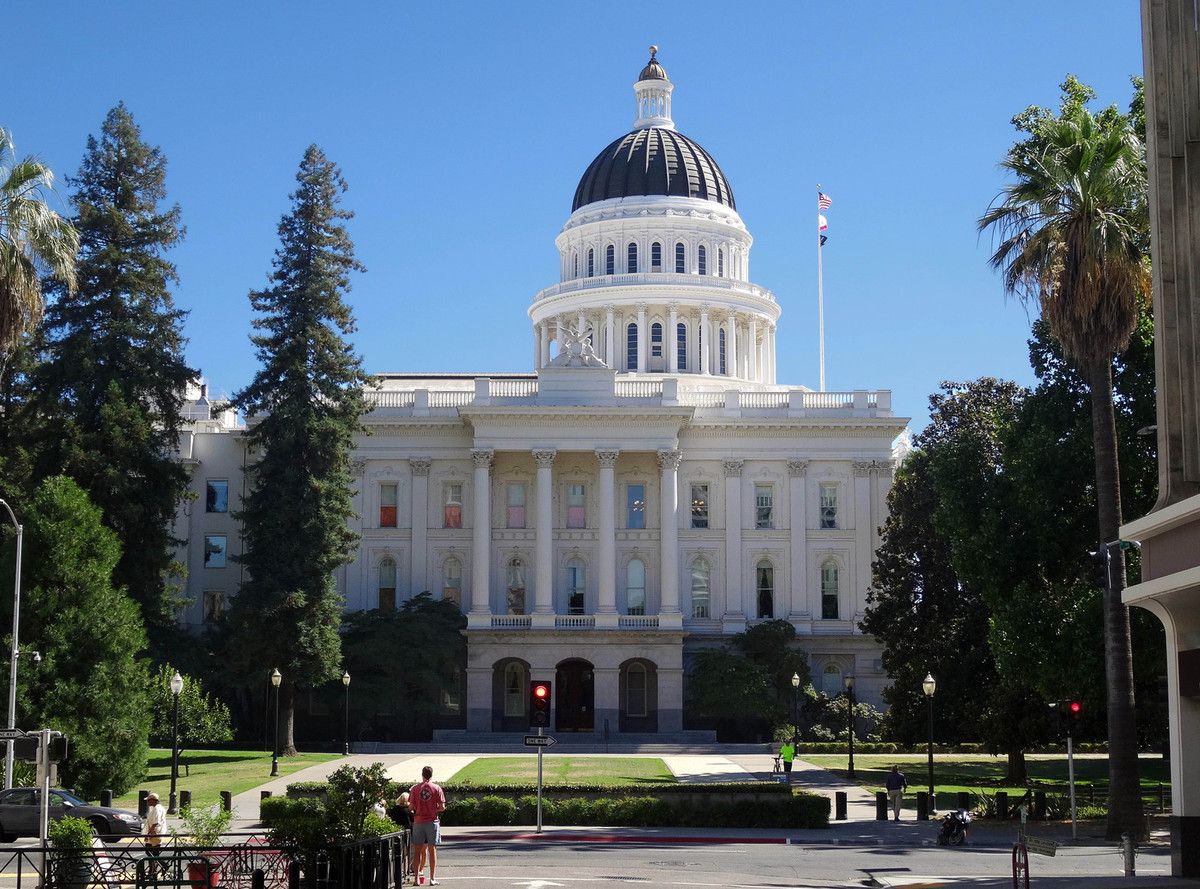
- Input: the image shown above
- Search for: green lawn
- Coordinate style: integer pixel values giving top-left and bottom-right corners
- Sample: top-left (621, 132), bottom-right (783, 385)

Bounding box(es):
top-left (446, 756), bottom-right (676, 787)
top-left (110, 749), bottom-right (339, 810)
top-left (803, 754), bottom-right (1171, 803)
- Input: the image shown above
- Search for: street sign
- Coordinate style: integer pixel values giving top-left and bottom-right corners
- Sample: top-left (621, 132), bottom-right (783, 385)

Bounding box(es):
top-left (1025, 837), bottom-right (1058, 857)
top-left (524, 734), bottom-right (557, 748)
top-left (0, 729), bottom-right (28, 741)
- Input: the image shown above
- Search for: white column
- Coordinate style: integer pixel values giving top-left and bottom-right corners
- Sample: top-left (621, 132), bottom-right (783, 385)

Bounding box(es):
top-left (748, 317), bottom-right (759, 383)
top-left (769, 325), bottom-right (777, 384)
top-left (700, 308), bottom-right (710, 375)
top-left (788, 460), bottom-right (809, 619)
top-left (667, 304), bottom-right (678, 373)
top-left (727, 314), bottom-right (738, 378)
top-left (410, 459), bottom-right (431, 595)
top-left (596, 449), bottom-right (619, 625)
top-left (605, 306), bottom-right (615, 367)
top-left (853, 461), bottom-right (873, 623)
top-left (636, 303), bottom-right (647, 372)
top-left (658, 449), bottom-right (682, 627)
top-left (470, 449), bottom-right (493, 621)
top-left (723, 459), bottom-right (744, 628)
top-left (539, 323), bottom-right (549, 368)
top-left (533, 449), bottom-right (556, 624)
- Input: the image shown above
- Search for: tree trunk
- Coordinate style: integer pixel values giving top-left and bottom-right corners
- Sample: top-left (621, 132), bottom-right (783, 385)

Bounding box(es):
top-left (1005, 749), bottom-right (1027, 784)
top-left (282, 680), bottom-right (298, 757)
top-left (1088, 358), bottom-right (1146, 840)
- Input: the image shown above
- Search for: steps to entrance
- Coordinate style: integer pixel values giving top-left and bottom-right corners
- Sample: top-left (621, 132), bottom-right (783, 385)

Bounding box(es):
top-left (356, 730), bottom-right (740, 755)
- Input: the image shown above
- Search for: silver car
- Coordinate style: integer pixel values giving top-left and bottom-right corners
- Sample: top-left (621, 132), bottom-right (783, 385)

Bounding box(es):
top-left (0, 788), bottom-right (144, 841)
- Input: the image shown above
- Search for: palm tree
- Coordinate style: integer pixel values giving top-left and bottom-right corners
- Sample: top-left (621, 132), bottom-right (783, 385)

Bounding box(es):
top-left (0, 127), bottom-right (78, 380)
top-left (979, 101), bottom-right (1149, 839)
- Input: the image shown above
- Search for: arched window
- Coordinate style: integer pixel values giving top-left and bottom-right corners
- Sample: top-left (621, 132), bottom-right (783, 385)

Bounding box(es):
top-left (698, 245), bottom-right (708, 275)
top-left (626, 322), bottom-right (638, 371)
top-left (676, 322), bottom-right (687, 370)
top-left (718, 248), bottom-right (725, 277)
top-left (627, 242), bottom-right (638, 273)
top-left (605, 244), bottom-right (615, 275)
top-left (566, 558), bottom-right (586, 615)
top-left (690, 559), bottom-right (710, 618)
top-left (378, 558), bottom-right (396, 611)
top-left (718, 328), bottom-right (727, 375)
top-left (650, 322), bottom-right (663, 358)
top-left (572, 252), bottom-right (578, 278)
top-left (505, 662), bottom-right (526, 716)
top-left (651, 242), bottom-right (662, 271)
top-left (756, 559), bottom-right (774, 619)
top-left (587, 248), bottom-right (595, 277)
top-left (821, 561), bottom-right (840, 619)
top-left (626, 558), bottom-right (646, 615)
top-left (506, 557), bottom-right (526, 615)
top-left (822, 663), bottom-right (843, 696)
top-left (443, 557), bottom-right (462, 609)
top-left (675, 242), bottom-right (686, 273)
top-left (626, 662), bottom-right (648, 716)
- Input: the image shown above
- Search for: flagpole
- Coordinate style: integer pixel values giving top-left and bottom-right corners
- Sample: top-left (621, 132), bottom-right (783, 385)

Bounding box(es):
top-left (817, 185), bottom-right (826, 392)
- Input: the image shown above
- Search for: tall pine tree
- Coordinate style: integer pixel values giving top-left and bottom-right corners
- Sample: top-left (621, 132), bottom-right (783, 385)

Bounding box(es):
top-left (227, 145), bottom-right (369, 754)
top-left (34, 103), bottom-right (195, 645)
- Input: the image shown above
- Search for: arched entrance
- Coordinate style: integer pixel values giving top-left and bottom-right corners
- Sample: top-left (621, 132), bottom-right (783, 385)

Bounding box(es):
top-left (491, 659), bottom-right (530, 732)
top-left (555, 659), bottom-right (594, 732)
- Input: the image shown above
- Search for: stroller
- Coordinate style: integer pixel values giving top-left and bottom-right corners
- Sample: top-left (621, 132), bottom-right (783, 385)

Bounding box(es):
top-left (936, 809), bottom-right (972, 846)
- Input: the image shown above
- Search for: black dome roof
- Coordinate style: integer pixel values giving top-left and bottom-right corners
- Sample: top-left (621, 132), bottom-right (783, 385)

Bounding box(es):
top-left (571, 127), bottom-right (736, 213)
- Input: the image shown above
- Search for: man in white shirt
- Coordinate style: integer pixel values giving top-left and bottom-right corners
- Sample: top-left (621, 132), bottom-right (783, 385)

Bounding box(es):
top-left (144, 792), bottom-right (166, 874)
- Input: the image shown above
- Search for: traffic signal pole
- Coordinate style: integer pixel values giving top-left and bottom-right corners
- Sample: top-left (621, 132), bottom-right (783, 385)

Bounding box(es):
top-left (1068, 732), bottom-right (1077, 839)
top-left (536, 726), bottom-right (544, 834)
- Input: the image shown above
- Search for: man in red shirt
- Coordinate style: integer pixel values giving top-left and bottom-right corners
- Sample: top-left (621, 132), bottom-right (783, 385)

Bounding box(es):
top-left (409, 765), bottom-right (446, 885)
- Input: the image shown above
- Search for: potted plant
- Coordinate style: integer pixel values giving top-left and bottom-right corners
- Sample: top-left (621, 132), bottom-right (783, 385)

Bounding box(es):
top-left (48, 816), bottom-right (94, 889)
top-left (174, 804), bottom-right (233, 889)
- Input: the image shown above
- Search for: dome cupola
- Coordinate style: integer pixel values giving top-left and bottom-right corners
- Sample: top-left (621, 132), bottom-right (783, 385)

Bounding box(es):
top-left (638, 45), bottom-right (668, 82)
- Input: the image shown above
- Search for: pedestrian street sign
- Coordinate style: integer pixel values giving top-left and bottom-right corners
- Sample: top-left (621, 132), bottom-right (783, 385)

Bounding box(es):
top-left (523, 734), bottom-right (557, 748)
top-left (1025, 837), bottom-right (1058, 857)
top-left (0, 729), bottom-right (29, 741)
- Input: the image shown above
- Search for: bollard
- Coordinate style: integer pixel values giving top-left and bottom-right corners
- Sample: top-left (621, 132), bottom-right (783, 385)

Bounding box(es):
top-left (288, 856), bottom-right (301, 889)
top-left (138, 790), bottom-right (149, 818)
top-left (1033, 790), bottom-right (1046, 821)
top-left (875, 791), bottom-right (889, 821)
top-left (916, 791), bottom-right (929, 821)
top-left (995, 791), bottom-right (1009, 821)
top-left (261, 790), bottom-right (272, 802)
top-left (1158, 783), bottom-right (1166, 812)
top-left (1122, 833), bottom-right (1135, 877)
top-left (221, 790), bottom-right (232, 812)
top-left (100, 790), bottom-right (113, 808)
top-left (835, 791), bottom-right (847, 821)
top-left (956, 791), bottom-right (970, 811)
top-left (252, 869), bottom-right (266, 889)
top-left (180, 790), bottom-right (192, 811)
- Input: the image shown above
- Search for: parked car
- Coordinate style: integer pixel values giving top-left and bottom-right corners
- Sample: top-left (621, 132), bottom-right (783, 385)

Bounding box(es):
top-left (0, 788), bottom-right (144, 841)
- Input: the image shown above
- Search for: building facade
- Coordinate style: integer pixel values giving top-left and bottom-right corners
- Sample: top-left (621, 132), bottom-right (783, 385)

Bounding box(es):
top-left (173, 50), bottom-right (908, 738)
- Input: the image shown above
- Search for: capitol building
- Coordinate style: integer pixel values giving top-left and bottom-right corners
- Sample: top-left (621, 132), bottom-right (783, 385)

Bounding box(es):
top-left (175, 50), bottom-right (907, 740)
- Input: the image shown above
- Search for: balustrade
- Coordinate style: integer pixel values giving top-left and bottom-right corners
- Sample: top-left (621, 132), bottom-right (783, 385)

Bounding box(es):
top-left (489, 379), bottom-right (539, 398)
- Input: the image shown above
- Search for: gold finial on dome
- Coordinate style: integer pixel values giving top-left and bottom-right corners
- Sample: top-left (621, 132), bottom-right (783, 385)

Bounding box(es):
top-left (649, 45), bottom-right (658, 58)
top-left (638, 45), bottom-right (667, 82)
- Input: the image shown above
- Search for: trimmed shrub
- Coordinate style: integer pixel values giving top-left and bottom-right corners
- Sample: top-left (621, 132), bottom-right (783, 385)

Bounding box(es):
top-left (475, 796), bottom-right (516, 826)
top-left (441, 796), bottom-right (478, 825)
top-left (515, 795), bottom-right (540, 825)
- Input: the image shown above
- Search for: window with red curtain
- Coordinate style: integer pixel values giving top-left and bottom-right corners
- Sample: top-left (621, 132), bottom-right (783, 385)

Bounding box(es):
top-left (567, 484), bottom-right (586, 529)
top-left (444, 483), bottom-right (463, 528)
top-left (380, 482), bottom-right (397, 528)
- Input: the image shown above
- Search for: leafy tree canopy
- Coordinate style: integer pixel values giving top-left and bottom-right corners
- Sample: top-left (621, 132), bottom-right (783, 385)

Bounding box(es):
top-left (148, 664), bottom-right (233, 749)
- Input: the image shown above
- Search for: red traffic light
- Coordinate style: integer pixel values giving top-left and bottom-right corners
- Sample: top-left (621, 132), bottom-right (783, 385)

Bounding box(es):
top-left (533, 684), bottom-right (548, 699)
top-left (1069, 700), bottom-right (1082, 714)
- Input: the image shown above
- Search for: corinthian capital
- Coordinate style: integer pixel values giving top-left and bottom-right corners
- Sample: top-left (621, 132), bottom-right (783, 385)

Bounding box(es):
top-left (787, 459), bottom-right (810, 477)
top-left (595, 449), bottom-right (620, 469)
top-left (532, 449), bottom-right (557, 469)
top-left (471, 448), bottom-right (495, 470)
top-left (853, 461), bottom-right (873, 477)
top-left (657, 449), bottom-right (682, 471)
top-left (410, 458), bottom-right (432, 477)
top-left (722, 459), bottom-right (744, 477)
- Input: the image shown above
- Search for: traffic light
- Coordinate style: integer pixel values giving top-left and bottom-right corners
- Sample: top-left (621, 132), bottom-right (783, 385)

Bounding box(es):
top-left (1068, 700), bottom-right (1082, 727)
top-left (530, 681), bottom-right (552, 728)
top-left (1089, 547), bottom-right (1110, 591)
top-left (48, 734), bottom-right (68, 763)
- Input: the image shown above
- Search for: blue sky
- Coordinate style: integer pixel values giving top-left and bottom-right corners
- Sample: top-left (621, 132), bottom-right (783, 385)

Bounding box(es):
top-left (6, 2), bottom-right (1143, 428)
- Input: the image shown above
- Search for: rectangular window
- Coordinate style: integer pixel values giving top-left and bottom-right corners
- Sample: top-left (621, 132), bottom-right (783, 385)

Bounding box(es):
top-left (380, 482), bottom-right (398, 528)
top-left (820, 484), bottom-right (838, 529)
top-left (676, 323), bottom-right (687, 370)
top-left (627, 242), bottom-right (638, 273)
top-left (821, 564), bottom-right (840, 619)
top-left (690, 562), bottom-right (710, 618)
top-left (675, 242), bottom-right (686, 273)
top-left (651, 242), bottom-right (662, 270)
top-left (690, 484), bottom-right (709, 529)
top-left (506, 483), bottom-right (526, 529)
top-left (567, 484), bottom-right (586, 529)
top-left (205, 480), bottom-right (228, 514)
top-left (203, 535), bottom-right (227, 569)
top-left (627, 484), bottom-right (646, 529)
top-left (567, 562), bottom-right (586, 614)
top-left (444, 561), bottom-right (462, 609)
top-left (202, 591), bottom-right (224, 623)
top-left (755, 484), bottom-right (774, 529)
top-left (626, 323), bottom-right (638, 370)
top-left (506, 560), bottom-right (526, 615)
top-left (651, 323), bottom-right (663, 358)
top-left (444, 482), bottom-right (463, 528)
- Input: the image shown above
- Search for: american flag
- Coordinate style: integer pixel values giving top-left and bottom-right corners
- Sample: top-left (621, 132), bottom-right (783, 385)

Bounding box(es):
top-left (818, 192), bottom-right (832, 210)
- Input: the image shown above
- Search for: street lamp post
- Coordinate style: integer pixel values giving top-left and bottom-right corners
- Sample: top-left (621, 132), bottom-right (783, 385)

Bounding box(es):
top-left (844, 675), bottom-right (856, 780)
top-left (790, 672), bottom-right (800, 745)
top-left (0, 498), bottom-right (23, 791)
top-left (270, 669), bottom-right (282, 777)
top-left (922, 672), bottom-right (937, 814)
top-left (341, 671), bottom-right (351, 756)
top-left (168, 671), bottom-right (183, 813)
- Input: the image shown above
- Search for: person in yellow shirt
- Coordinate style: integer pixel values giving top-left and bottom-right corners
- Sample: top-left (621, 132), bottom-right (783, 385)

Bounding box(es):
top-left (779, 739), bottom-right (796, 783)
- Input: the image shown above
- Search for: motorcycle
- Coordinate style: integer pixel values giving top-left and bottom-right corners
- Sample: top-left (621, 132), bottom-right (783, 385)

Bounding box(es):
top-left (936, 809), bottom-right (972, 846)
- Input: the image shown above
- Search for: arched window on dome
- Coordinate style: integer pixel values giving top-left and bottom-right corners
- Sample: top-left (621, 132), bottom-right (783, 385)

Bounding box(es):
top-left (650, 322), bottom-right (663, 358)
top-left (626, 322), bottom-right (638, 371)
top-left (572, 252), bottom-right (578, 278)
top-left (698, 245), bottom-right (708, 276)
top-left (718, 248), bottom-right (725, 277)
top-left (718, 328), bottom-right (727, 375)
top-left (675, 242), bottom-right (686, 274)
top-left (587, 248), bottom-right (594, 277)
top-left (756, 559), bottom-right (775, 619)
top-left (676, 322), bottom-right (687, 371)
top-left (627, 242), bottom-right (638, 274)
top-left (651, 242), bottom-right (662, 271)
top-left (605, 244), bottom-right (615, 275)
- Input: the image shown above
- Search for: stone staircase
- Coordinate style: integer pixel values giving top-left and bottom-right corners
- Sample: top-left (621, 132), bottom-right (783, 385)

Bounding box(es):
top-left (351, 728), bottom-right (779, 755)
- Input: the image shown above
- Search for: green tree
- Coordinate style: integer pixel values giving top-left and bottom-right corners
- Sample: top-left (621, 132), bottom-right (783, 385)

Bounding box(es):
top-left (979, 78), bottom-right (1150, 837)
top-left (227, 145), bottom-right (370, 755)
top-left (0, 128), bottom-right (77, 382)
top-left (33, 104), bottom-right (195, 645)
top-left (4, 477), bottom-right (149, 795)
top-left (686, 649), bottom-right (778, 738)
top-left (147, 664), bottom-right (233, 749)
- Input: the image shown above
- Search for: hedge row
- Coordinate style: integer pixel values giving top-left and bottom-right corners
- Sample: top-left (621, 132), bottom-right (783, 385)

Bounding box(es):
top-left (287, 780), bottom-right (791, 796)
top-left (794, 742), bottom-right (1111, 755)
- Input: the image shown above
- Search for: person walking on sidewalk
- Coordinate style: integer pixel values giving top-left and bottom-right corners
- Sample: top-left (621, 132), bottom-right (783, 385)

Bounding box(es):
top-left (885, 765), bottom-right (908, 821)
top-left (779, 739), bottom-right (796, 783)
top-left (409, 766), bottom-right (446, 885)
